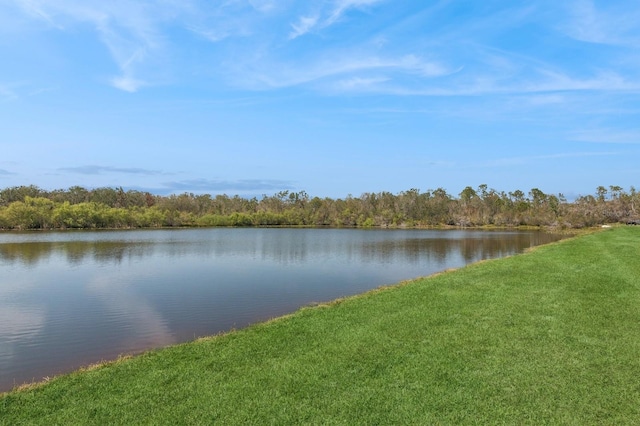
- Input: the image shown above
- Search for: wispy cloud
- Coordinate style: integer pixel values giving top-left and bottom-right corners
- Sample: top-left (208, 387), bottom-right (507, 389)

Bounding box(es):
top-left (0, 169), bottom-right (16, 176)
top-left (289, 0), bottom-right (386, 39)
top-left (354, 65), bottom-right (640, 98)
top-left (0, 83), bottom-right (19, 101)
top-left (289, 15), bottom-right (319, 39)
top-left (561, 0), bottom-right (640, 46)
top-left (28, 86), bottom-right (59, 96)
top-left (569, 129), bottom-right (640, 144)
top-left (527, 72), bottom-right (634, 95)
top-left (483, 151), bottom-right (621, 168)
top-left (228, 3), bottom-right (640, 98)
top-left (10, 0), bottom-right (180, 92)
top-left (0, 81), bottom-right (58, 100)
top-left (10, 0), bottom-right (62, 29)
top-left (6, 0), bottom-right (640, 102)
top-left (334, 76), bottom-right (390, 91)
top-left (248, 0), bottom-right (277, 14)
top-left (111, 74), bottom-right (146, 93)
top-left (59, 165), bottom-right (167, 175)
top-left (186, 0), bottom-right (275, 43)
top-left (162, 178), bottom-right (296, 192)
top-left (236, 53), bottom-right (455, 91)
top-left (522, 94), bottom-right (567, 106)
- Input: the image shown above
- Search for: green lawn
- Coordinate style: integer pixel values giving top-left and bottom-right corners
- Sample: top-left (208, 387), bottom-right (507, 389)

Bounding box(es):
top-left (2, 227), bottom-right (639, 424)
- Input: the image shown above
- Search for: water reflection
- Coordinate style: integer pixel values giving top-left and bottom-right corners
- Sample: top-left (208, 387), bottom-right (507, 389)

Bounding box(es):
top-left (0, 229), bottom-right (554, 267)
top-left (0, 241), bottom-right (153, 266)
top-left (0, 228), bottom-right (563, 392)
top-left (86, 274), bottom-right (176, 347)
top-left (0, 306), bottom-right (45, 373)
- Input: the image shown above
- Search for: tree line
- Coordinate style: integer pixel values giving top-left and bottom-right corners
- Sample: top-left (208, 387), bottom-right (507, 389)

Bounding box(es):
top-left (0, 184), bottom-right (638, 230)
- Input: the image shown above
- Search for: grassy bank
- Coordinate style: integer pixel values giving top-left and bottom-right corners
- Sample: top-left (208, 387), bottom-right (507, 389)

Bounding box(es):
top-left (2, 227), bottom-right (639, 424)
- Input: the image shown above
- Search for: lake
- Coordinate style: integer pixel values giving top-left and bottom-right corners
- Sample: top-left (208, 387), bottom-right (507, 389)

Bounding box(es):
top-left (0, 228), bottom-right (564, 392)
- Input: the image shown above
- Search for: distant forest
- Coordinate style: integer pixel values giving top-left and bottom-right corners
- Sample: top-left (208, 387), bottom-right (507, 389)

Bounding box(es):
top-left (0, 184), bottom-right (638, 230)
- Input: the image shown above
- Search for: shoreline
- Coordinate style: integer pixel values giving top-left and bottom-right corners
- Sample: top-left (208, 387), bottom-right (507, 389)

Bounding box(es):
top-left (1, 228), bottom-right (586, 396)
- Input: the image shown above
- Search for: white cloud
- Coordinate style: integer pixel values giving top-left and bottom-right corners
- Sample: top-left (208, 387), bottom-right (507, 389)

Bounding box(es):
top-left (189, 26), bottom-right (235, 43)
top-left (235, 53), bottom-right (454, 90)
top-left (334, 76), bottom-right (389, 91)
top-left (521, 69), bottom-right (640, 93)
top-left (248, 0), bottom-right (277, 14)
top-left (186, 1), bottom-right (264, 43)
top-left (0, 84), bottom-right (19, 101)
top-left (6, 0), bottom-right (640, 100)
top-left (569, 129), bottom-right (640, 144)
top-left (484, 151), bottom-right (621, 168)
top-left (109, 73), bottom-right (146, 94)
top-left (562, 0), bottom-right (640, 46)
top-left (398, 54), bottom-right (451, 77)
top-left (9, 0), bottom-right (179, 92)
top-left (289, 15), bottom-right (319, 39)
top-left (59, 165), bottom-right (166, 175)
top-left (289, 0), bottom-right (386, 39)
top-left (161, 178), bottom-right (295, 192)
top-left (327, 0), bottom-right (385, 26)
top-left (524, 94), bottom-right (566, 106)
top-left (10, 0), bottom-right (62, 28)
top-left (105, 48), bottom-right (149, 92)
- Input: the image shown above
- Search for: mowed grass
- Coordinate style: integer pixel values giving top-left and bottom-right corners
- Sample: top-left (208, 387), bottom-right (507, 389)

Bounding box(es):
top-left (2, 227), bottom-right (640, 424)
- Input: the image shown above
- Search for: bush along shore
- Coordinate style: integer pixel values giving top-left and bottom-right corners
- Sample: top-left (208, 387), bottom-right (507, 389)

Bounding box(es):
top-left (1, 226), bottom-right (639, 424)
top-left (1, 184), bottom-right (639, 230)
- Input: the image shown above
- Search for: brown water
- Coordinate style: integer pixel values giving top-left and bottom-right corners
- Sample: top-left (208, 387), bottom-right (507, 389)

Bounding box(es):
top-left (0, 228), bottom-right (564, 392)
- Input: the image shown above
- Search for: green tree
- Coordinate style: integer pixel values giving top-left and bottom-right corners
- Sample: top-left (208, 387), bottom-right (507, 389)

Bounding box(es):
top-left (0, 185), bottom-right (44, 206)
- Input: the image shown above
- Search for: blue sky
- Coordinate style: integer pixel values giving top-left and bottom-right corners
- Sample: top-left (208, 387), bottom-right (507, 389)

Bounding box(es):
top-left (1, 0), bottom-right (638, 199)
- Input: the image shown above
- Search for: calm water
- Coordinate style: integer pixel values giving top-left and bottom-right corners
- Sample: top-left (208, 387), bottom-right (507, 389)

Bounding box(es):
top-left (0, 228), bottom-right (563, 391)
